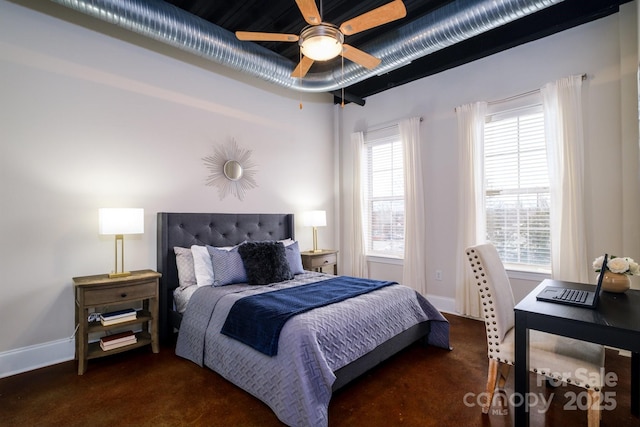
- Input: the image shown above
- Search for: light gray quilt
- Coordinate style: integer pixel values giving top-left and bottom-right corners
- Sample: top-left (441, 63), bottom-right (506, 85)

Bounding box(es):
top-left (176, 272), bottom-right (449, 427)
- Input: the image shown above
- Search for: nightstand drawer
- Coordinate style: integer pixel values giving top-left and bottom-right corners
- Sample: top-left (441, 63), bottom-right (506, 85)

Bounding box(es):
top-left (306, 253), bottom-right (337, 269)
top-left (84, 280), bottom-right (156, 305)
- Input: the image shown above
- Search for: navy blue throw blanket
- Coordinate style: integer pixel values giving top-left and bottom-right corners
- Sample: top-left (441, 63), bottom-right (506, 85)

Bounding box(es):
top-left (221, 276), bottom-right (396, 356)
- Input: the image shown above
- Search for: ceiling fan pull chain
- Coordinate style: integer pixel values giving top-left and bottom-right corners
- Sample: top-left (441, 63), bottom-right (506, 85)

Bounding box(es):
top-left (299, 48), bottom-right (303, 110)
top-left (341, 54), bottom-right (345, 108)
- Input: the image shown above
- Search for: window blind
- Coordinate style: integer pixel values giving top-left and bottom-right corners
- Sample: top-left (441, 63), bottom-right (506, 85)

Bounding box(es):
top-left (364, 126), bottom-right (404, 257)
top-left (484, 105), bottom-right (551, 268)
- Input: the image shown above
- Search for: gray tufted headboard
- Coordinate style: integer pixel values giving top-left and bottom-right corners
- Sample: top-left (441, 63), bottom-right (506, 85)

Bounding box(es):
top-left (156, 212), bottom-right (295, 344)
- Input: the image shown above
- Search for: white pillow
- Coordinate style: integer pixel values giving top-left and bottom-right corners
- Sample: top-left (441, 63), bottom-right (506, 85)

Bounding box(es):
top-left (279, 238), bottom-right (295, 247)
top-left (191, 245), bottom-right (214, 287)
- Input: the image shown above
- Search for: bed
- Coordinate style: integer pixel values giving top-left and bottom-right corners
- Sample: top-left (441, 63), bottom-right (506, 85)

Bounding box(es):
top-left (156, 212), bottom-right (449, 427)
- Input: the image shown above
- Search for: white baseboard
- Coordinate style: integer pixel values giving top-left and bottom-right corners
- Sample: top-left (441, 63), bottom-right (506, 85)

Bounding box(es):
top-left (424, 294), bottom-right (457, 314)
top-left (0, 338), bottom-right (75, 379)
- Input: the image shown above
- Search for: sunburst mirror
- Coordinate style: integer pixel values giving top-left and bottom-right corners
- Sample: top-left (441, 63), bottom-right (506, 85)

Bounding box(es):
top-left (203, 138), bottom-right (257, 200)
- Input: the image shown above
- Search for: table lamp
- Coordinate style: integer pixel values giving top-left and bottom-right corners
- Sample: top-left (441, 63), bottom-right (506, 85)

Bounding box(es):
top-left (302, 210), bottom-right (326, 253)
top-left (98, 208), bottom-right (144, 278)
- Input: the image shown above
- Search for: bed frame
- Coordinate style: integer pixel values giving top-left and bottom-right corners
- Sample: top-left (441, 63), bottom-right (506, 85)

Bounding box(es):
top-left (156, 212), bottom-right (430, 391)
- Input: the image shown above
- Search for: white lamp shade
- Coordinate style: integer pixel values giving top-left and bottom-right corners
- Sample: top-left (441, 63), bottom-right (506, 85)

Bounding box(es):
top-left (301, 36), bottom-right (342, 61)
top-left (98, 208), bottom-right (144, 235)
top-left (299, 24), bottom-right (344, 62)
top-left (302, 210), bottom-right (327, 227)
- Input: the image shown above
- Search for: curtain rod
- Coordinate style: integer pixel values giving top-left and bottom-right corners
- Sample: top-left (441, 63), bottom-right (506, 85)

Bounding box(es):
top-left (367, 117), bottom-right (423, 133)
top-left (457, 73), bottom-right (587, 110)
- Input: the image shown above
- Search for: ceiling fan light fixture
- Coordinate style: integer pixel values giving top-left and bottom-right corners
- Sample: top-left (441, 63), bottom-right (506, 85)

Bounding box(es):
top-left (299, 24), bottom-right (344, 61)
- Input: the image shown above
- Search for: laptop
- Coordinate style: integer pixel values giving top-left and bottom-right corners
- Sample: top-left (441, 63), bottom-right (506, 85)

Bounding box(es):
top-left (535, 254), bottom-right (608, 309)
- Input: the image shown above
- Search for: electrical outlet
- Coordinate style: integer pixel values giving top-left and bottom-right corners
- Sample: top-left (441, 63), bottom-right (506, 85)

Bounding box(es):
top-left (435, 270), bottom-right (442, 281)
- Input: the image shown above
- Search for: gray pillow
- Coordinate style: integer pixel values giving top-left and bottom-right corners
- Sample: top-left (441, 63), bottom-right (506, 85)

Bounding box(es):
top-left (174, 247), bottom-right (197, 287)
top-left (210, 245), bottom-right (247, 286)
top-left (285, 241), bottom-right (305, 275)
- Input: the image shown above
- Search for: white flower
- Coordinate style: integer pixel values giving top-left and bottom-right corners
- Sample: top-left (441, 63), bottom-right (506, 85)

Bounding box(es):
top-left (593, 255), bottom-right (640, 275)
top-left (607, 257), bottom-right (631, 274)
top-left (628, 260), bottom-right (640, 275)
top-left (592, 256), bottom-right (605, 271)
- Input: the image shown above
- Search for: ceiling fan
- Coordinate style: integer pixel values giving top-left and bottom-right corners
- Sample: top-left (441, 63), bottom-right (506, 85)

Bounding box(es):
top-left (236, 0), bottom-right (407, 79)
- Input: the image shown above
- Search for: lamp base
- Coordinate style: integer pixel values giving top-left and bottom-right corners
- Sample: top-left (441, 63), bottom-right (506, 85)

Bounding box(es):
top-left (312, 227), bottom-right (323, 254)
top-left (108, 271), bottom-right (131, 278)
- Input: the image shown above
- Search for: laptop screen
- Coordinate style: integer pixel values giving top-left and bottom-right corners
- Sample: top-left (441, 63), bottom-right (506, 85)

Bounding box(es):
top-left (592, 253), bottom-right (609, 307)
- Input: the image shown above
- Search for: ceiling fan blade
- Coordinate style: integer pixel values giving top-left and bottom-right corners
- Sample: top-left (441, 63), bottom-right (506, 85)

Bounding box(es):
top-left (295, 0), bottom-right (322, 25)
top-left (341, 44), bottom-right (381, 69)
top-left (236, 31), bottom-right (299, 42)
top-left (291, 56), bottom-right (315, 78)
top-left (339, 0), bottom-right (407, 36)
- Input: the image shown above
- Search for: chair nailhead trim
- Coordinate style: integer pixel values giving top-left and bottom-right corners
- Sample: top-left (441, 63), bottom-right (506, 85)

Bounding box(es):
top-left (468, 245), bottom-right (603, 396)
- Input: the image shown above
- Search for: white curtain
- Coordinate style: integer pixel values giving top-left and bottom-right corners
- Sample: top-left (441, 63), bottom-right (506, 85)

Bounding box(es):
top-left (455, 102), bottom-right (487, 317)
top-left (400, 117), bottom-right (426, 295)
top-left (349, 131), bottom-right (368, 278)
top-left (541, 75), bottom-right (589, 282)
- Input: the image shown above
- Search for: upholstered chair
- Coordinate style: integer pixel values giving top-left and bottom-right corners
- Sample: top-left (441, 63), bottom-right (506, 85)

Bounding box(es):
top-left (465, 243), bottom-right (605, 427)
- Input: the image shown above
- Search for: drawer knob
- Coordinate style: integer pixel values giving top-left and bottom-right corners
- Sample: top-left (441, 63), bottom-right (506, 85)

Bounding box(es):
top-left (120, 293), bottom-right (127, 298)
top-left (324, 260), bottom-right (329, 264)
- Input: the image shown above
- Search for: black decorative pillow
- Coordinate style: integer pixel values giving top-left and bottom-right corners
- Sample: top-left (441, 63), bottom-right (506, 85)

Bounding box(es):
top-left (238, 241), bottom-right (293, 285)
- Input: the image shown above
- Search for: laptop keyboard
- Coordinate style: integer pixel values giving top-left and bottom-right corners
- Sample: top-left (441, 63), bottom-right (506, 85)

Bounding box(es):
top-left (555, 289), bottom-right (588, 303)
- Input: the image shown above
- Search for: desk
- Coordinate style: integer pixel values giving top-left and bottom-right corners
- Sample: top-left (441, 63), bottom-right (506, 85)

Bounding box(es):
top-left (514, 279), bottom-right (640, 426)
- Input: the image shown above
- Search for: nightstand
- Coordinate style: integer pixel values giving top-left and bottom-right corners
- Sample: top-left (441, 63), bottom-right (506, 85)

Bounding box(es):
top-left (73, 269), bottom-right (161, 375)
top-left (300, 250), bottom-right (338, 275)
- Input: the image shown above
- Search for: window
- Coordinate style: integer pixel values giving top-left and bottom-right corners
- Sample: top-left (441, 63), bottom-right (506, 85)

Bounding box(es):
top-left (363, 126), bottom-right (404, 257)
top-left (484, 105), bottom-right (551, 270)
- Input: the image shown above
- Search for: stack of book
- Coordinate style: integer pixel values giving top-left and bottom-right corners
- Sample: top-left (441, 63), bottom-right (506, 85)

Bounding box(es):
top-left (100, 330), bottom-right (137, 351)
top-left (100, 308), bottom-right (137, 326)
